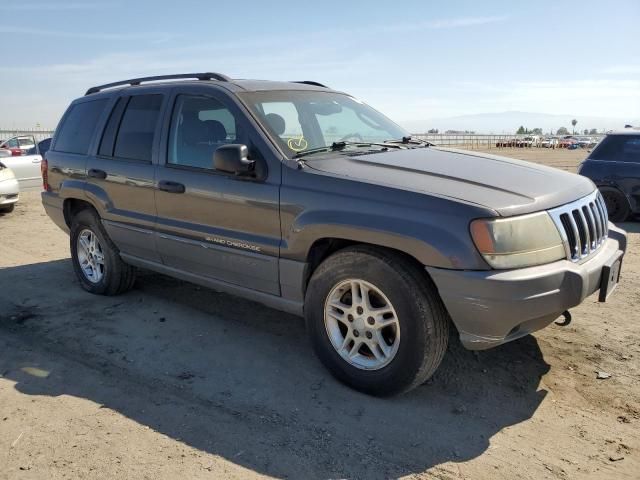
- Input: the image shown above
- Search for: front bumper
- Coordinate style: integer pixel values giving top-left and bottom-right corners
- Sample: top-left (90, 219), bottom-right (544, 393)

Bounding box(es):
top-left (427, 223), bottom-right (627, 350)
top-left (0, 177), bottom-right (20, 206)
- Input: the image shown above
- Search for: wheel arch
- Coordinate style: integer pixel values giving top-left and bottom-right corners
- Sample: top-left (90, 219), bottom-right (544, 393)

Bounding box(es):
top-left (63, 197), bottom-right (99, 227)
top-left (597, 184), bottom-right (633, 210)
top-left (60, 179), bottom-right (111, 227)
top-left (302, 237), bottom-right (437, 300)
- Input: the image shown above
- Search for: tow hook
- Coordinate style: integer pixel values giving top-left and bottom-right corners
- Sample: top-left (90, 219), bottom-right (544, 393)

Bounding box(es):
top-left (555, 310), bottom-right (572, 326)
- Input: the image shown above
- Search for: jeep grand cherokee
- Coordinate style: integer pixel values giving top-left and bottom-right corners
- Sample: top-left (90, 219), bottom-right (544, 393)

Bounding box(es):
top-left (41, 73), bottom-right (627, 395)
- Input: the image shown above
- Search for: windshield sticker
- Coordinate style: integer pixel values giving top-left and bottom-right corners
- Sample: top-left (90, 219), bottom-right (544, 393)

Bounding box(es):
top-left (287, 135), bottom-right (308, 152)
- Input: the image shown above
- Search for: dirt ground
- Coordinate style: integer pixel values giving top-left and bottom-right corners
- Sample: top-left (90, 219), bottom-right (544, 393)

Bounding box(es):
top-left (0, 148), bottom-right (639, 479)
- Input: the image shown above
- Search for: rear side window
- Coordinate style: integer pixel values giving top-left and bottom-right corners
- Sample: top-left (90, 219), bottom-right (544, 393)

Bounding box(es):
top-left (113, 94), bottom-right (163, 162)
top-left (591, 135), bottom-right (640, 163)
top-left (54, 99), bottom-right (108, 154)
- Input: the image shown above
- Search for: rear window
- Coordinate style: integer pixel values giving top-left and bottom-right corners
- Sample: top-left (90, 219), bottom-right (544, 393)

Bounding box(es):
top-left (54, 99), bottom-right (108, 154)
top-left (590, 135), bottom-right (640, 163)
top-left (113, 94), bottom-right (163, 162)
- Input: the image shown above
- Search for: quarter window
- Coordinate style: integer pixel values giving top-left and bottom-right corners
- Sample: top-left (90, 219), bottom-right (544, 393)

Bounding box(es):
top-left (113, 94), bottom-right (163, 162)
top-left (168, 95), bottom-right (239, 169)
top-left (53, 99), bottom-right (108, 154)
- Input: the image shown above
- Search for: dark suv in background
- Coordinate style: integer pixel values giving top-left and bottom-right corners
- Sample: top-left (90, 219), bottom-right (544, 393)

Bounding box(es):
top-left (41, 73), bottom-right (627, 396)
top-left (579, 130), bottom-right (640, 222)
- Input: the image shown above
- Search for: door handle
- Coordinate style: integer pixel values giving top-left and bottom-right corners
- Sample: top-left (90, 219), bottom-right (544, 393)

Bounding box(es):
top-left (88, 168), bottom-right (107, 180)
top-left (158, 180), bottom-right (185, 194)
top-left (32, 158), bottom-right (41, 163)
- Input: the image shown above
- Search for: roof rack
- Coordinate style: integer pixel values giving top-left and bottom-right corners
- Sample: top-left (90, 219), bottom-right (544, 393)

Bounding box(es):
top-left (292, 80), bottom-right (329, 88)
top-left (85, 72), bottom-right (231, 95)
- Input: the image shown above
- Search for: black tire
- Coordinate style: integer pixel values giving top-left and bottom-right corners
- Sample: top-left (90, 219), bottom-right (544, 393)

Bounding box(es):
top-left (305, 246), bottom-right (449, 396)
top-left (0, 203), bottom-right (15, 213)
top-left (70, 208), bottom-right (136, 295)
top-left (601, 188), bottom-right (630, 223)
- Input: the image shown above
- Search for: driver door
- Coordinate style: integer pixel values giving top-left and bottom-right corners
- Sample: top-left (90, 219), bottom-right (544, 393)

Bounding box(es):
top-left (154, 87), bottom-right (282, 295)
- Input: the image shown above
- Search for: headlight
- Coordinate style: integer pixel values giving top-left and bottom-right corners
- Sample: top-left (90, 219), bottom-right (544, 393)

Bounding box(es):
top-left (470, 212), bottom-right (566, 269)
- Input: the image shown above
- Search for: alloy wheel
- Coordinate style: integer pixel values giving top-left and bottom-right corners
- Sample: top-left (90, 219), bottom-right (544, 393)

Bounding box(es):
top-left (323, 279), bottom-right (400, 370)
top-left (77, 228), bottom-right (105, 283)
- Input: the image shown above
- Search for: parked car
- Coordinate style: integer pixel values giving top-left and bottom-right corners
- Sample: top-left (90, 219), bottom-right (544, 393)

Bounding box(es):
top-left (518, 136), bottom-right (540, 147)
top-left (0, 135), bottom-right (36, 154)
top-left (575, 136), bottom-right (595, 148)
top-left (578, 131), bottom-right (640, 221)
top-left (41, 73), bottom-right (627, 396)
top-left (539, 137), bottom-right (559, 148)
top-left (559, 138), bottom-right (578, 149)
top-left (496, 138), bottom-right (516, 147)
top-left (0, 160), bottom-right (20, 213)
top-left (0, 142), bottom-right (43, 189)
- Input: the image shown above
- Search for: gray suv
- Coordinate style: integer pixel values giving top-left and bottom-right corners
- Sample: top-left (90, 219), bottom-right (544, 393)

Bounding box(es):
top-left (42, 73), bottom-right (627, 395)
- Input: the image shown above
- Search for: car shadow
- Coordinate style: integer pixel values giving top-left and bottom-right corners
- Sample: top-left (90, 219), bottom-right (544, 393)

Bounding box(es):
top-left (0, 259), bottom-right (550, 479)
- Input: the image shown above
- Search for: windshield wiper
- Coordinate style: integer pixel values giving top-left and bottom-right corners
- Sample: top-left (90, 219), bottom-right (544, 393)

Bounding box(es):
top-left (293, 141), bottom-right (402, 159)
top-left (293, 142), bottom-right (347, 159)
top-left (384, 136), bottom-right (433, 146)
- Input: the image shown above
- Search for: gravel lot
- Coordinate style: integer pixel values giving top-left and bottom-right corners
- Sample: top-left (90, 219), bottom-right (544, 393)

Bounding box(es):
top-left (1, 148), bottom-right (639, 479)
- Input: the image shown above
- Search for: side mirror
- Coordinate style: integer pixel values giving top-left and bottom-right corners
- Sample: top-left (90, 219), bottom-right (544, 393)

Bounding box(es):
top-left (213, 144), bottom-right (255, 176)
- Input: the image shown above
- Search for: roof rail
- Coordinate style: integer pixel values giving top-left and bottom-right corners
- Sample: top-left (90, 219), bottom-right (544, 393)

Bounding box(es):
top-left (85, 72), bottom-right (231, 95)
top-left (292, 80), bottom-right (329, 88)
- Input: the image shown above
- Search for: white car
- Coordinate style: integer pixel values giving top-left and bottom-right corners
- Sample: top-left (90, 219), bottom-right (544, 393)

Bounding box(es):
top-left (0, 148), bottom-right (42, 189)
top-left (0, 135), bottom-right (36, 153)
top-left (0, 161), bottom-right (19, 213)
top-left (539, 137), bottom-right (559, 148)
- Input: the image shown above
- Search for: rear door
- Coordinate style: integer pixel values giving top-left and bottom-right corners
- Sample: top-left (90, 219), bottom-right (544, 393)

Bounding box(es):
top-left (86, 89), bottom-right (167, 262)
top-left (154, 86), bottom-right (281, 295)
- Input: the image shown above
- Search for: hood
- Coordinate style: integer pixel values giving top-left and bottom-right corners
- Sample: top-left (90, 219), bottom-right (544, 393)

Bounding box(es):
top-left (304, 147), bottom-right (595, 216)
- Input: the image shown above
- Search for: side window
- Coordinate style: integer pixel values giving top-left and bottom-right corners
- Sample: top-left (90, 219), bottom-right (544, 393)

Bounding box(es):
top-left (168, 95), bottom-right (239, 169)
top-left (113, 94), bottom-right (163, 162)
top-left (17, 137), bottom-right (35, 148)
top-left (53, 99), bottom-right (108, 154)
top-left (98, 97), bottom-right (127, 157)
top-left (622, 137), bottom-right (640, 163)
top-left (4, 138), bottom-right (18, 148)
top-left (593, 135), bottom-right (640, 163)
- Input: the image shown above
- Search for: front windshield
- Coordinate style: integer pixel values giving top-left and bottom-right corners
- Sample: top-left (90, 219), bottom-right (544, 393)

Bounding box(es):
top-left (238, 90), bottom-right (408, 157)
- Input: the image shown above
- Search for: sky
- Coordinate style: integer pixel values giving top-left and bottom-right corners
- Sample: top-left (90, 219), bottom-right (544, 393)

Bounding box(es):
top-left (0, 0), bottom-right (638, 131)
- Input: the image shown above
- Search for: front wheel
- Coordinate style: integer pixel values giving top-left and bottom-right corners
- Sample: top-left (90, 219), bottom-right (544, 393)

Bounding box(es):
top-left (305, 246), bottom-right (449, 396)
top-left (0, 203), bottom-right (15, 214)
top-left (601, 189), bottom-right (630, 223)
top-left (70, 208), bottom-right (136, 295)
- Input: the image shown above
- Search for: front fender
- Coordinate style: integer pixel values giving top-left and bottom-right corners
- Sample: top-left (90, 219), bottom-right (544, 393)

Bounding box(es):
top-left (283, 209), bottom-right (489, 270)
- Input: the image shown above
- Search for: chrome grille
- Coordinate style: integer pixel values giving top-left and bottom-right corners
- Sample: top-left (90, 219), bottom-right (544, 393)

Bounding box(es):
top-left (548, 190), bottom-right (609, 262)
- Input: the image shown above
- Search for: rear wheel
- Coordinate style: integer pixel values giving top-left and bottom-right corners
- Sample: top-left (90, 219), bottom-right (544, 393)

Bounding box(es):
top-left (70, 208), bottom-right (136, 295)
top-left (601, 188), bottom-right (630, 223)
top-left (305, 246), bottom-right (449, 396)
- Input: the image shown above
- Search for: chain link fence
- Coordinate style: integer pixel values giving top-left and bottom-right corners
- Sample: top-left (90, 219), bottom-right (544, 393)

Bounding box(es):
top-left (0, 129), bottom-right (55, 142)
top-left (1, 129), bottom-right (605, 150)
